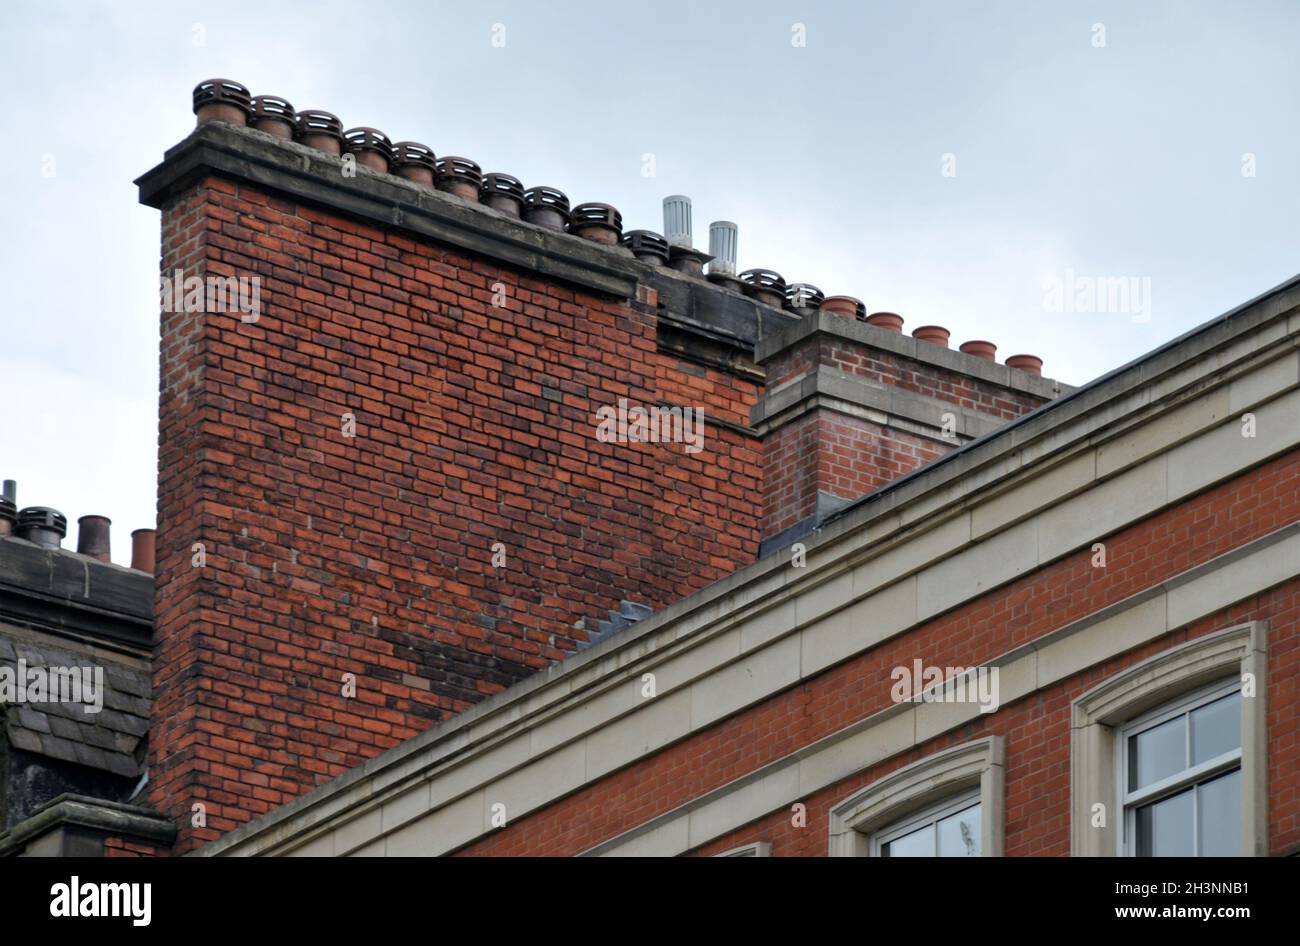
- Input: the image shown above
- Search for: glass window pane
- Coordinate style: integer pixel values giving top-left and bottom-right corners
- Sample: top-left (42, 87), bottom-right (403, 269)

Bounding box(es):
top-left (1129, 715), bottom-right (1187, 790)
top-left (1136, 788), bottom-right (1194, 856)
top-left (1191, 692), bottom-right (1241, 766)
top-left (882, 822), bottom-right (935, 857)
top-left (1197, 768), bottom-right (1241, 856)
top-left (937, 803), bottom-right (981, 856)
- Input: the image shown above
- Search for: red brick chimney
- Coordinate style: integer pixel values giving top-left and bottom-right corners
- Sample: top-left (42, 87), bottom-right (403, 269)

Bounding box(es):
top-left (137, 83), bottom-right (775, 851)
top-left (752, 305), bottom-right (1064, 550)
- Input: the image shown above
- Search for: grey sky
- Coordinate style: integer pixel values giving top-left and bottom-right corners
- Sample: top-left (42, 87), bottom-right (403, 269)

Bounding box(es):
top-left (2, 0), bottom-right (1297, 563)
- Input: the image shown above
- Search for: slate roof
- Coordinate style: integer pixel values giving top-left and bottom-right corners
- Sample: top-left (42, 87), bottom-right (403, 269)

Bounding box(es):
top-left (0, 628), bottom-right (151, 779)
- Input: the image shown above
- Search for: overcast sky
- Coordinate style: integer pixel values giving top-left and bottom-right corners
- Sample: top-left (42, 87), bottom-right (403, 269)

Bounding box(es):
top-left (1, 0), bottom-right (1297, 563)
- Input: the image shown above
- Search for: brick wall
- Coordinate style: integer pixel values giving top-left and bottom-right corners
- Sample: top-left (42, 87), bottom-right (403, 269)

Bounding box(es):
top-left (456, 448), bottom-right (1300, 855)
top-left (104, 837), bottom-right (173, 858)
top-left (758, 321), bottom-right (1050, 540)
top-left (762, 412), bottom-right (949, 538)
top-left (147, 177), bottom-right (770, 850)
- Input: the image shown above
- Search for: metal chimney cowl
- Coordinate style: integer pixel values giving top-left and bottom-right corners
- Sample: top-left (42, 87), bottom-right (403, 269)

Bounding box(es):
top-left (708, 221), bottom-right (738, 277)
top-left (16, 507), bottom-right (67, 550)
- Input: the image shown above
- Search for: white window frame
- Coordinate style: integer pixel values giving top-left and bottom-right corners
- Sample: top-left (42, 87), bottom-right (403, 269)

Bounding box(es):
top-left (870, 788), bottom-right (982, 857)
top-left (1070, 621), bottom-right (1267, 857)
top-left (713, 842), bottom-right (771, 858)
top-left (1117, 678), bottom-right (1242, 856)
top-left (828, 737), bottom-right (1004, 857)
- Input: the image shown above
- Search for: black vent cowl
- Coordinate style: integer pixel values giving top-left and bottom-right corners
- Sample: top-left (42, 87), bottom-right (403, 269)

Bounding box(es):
top-left (569, 203), bottom-right (623, 245)
top-left (343, 127), bottom-right (395, 173)
top-left (740, 269), bottom-right (788, 308)
top-left (392, 142), bottom-right (437, 186)
top-left (435, 157), bottom-right (483, 202)
top-left (621, 230), bottom-right (670, 265)
top-left (294, 110), bottom-right (346, 155)
top-left (522, 186), bottom-right (571, 231)
top-left (481, 173), bottom-right (526, 217)
top-left (192, 79), bottom-right (252, 125)
top-left (249, 95), bottom-right (296, 139)
top-left (785, 283), bottom-right (825, 312)
top-left (16, 507), bottom-right (67, 549)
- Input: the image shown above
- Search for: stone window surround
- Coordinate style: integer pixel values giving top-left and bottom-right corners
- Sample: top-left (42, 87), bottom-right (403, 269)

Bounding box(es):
top-left (828, 736), bottom-right (1005, 857)
top-left (1069, 621), bottom-right (1268, 857)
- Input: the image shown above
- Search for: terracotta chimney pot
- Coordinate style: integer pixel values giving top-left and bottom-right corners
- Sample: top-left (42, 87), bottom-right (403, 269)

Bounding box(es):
top-left (820, 295), bottom-right (867, 320)
top-left (960, 340), bottom-right (998, 361)
top-left (912, 325), bottom-right (951, 347)
top-left (131, 528), bottom-right (157, 574)
top-left (865, 311), bottom-right (904, 333)
top-left (1006, 354), bottom-right (1044, 376)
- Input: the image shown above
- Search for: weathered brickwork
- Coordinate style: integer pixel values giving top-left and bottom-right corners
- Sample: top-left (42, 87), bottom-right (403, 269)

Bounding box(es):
top-left (762, 412), bottom-right (949, 537)
top-left (147, 178), bottom-right (771, 849)
top-left (457, 448), bottom-right (1300, 855)
top-left (104, 837), bottom-right (173, 858)
top-left (759, 326), bottom-right (1051, 539)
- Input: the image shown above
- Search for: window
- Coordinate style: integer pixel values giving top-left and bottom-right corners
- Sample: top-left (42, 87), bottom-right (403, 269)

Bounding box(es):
top-left (714, 842), bottom-right (771, 857)
top-left (1119, 681), bottom-right (1241, 856)
top-left (872, 790), bottom-right (982, 857)
top-left (828, 737), bottom-right (1003, 857)
top-left (1070, 622), bottom-right (1267, 857)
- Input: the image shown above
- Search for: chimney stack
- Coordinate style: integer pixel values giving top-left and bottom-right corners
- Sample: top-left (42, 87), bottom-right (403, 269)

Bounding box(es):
top-left (76, 515), bottom-right (112, 562)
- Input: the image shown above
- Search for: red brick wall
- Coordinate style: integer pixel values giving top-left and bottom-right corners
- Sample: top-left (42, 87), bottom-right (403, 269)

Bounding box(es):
top-left (104, 837), bottom-right (173, 858)
top-left (457, 448), bottom-right (1300, 855)
top-left (147, 177), bottom-right (768, 850)
top-left (692, 585), bottom-right (1299, 857)
top-left (763, 412), bottom-right (949, 537)
top-left (760, 328), bottom-right (1049, 538)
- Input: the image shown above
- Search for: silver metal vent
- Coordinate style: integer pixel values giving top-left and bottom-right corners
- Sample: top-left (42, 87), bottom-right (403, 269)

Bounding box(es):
top-left (708, 221), bottom-right (738, 276)
top-left (663, 195), bottom-right (693, 247)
